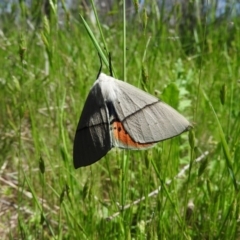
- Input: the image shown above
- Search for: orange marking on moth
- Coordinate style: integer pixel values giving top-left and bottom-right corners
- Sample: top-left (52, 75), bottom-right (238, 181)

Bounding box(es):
top-left (112, 121), bottom-right (153, 148)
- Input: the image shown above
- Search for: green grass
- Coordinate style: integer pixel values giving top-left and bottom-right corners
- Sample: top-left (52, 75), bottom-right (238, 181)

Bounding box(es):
top-left (0, 1), bottom-right (240, 239)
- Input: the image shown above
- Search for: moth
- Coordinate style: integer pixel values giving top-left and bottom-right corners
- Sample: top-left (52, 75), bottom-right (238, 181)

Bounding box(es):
top-left (73, 73), bottom-right (191, 168)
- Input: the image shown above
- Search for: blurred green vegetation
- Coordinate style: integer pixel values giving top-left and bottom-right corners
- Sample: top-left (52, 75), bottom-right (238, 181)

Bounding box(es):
top-left (0, 1), bottom-right (240, 239)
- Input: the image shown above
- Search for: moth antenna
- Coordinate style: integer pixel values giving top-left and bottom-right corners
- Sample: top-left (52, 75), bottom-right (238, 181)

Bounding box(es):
top-left (97, 52), bottom-right (102, 79)
top-left (108, 52), bottom-right (113, 77)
